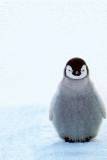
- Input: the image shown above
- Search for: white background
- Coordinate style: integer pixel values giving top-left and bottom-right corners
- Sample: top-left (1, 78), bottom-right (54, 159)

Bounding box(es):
top-left (0, 0), bottom-right (107, 107)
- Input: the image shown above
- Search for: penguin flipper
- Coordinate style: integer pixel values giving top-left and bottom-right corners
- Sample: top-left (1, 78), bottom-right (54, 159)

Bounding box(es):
top-left (100, 105), bottom-right (106, 119)
top-left (49, 93), bottom-right (58, 121)
top-left (49, 109), bottom-right (53, 121)
top-left (97, 97), bottom-right (106, 119)
top-left (95, 92), bottom-right (106, 119)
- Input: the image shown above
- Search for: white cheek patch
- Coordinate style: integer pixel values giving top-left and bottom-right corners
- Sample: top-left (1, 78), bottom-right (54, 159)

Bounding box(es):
top-left (66, 65), bottom-right (87, 80)
top-left (66, 65), bottom-right (73, 78)
top-left (81, 65), bottom-right (87, 78)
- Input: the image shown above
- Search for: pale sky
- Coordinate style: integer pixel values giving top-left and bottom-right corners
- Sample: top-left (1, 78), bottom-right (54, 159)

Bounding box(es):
top-left (0, 0), bottom-right (107, 107)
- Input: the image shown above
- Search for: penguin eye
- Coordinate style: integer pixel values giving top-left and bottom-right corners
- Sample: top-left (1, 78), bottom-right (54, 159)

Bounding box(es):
top-left (81, 69), bottom-right (85, 72)
top-left (81, 65), bottom-right (87, 73)
top-left (66, 65), bottom-right (72, 72)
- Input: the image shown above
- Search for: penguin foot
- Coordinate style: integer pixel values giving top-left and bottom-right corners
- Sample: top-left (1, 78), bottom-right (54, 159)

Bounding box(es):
top-left (64, 136), bottom-right (93, 143)
top-left (64, 136), bottom-right (75, 143)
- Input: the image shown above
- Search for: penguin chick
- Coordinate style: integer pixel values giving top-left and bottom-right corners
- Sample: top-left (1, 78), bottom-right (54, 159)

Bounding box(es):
top-left (49, 57), bottom-right (106, 143)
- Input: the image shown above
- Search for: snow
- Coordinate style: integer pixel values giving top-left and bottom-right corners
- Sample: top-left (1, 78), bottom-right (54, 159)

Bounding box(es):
top-left (0, 105), bottom-right (107, 160)
top-left (0, 0), bottom-right (107, 159)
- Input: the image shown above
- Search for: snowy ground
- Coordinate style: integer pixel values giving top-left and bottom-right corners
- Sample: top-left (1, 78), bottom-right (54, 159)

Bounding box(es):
top-left (0, 105), bottom-right (107, 160)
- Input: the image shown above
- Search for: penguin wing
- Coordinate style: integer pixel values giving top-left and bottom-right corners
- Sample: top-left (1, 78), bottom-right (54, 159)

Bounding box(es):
top-left (49, 90), bottom-right (59, 121)
top-left (95, 93), bottom-right (106, 119)
top-left (49, 108), bottom-right (53, 121)
top-left (99, 103), bottom-right (106, 119)
top-left (49, 94), bottom-right (56, 121)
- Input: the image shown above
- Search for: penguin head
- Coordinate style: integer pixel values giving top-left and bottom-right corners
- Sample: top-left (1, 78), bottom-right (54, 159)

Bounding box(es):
top-left (64, 57), bottom-right (89, 80)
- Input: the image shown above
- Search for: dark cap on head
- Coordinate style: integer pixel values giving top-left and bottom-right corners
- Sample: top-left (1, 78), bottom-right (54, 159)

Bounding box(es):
top-left (64, 57), bottom-right (89, 76)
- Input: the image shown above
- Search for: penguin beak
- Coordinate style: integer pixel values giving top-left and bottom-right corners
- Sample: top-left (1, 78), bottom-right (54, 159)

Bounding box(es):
top-left (75, 71), bottom-right (79, 75)
top-left (73, 71), bottom-right (81, 76)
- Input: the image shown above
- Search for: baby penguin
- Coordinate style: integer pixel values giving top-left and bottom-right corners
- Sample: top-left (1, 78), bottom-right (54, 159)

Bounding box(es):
top-left (49, 57), bottom-right (106, 143)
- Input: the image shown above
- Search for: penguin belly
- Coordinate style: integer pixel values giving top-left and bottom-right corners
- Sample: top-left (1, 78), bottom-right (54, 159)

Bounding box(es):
top-left (52, 90), bottom-right (102, 141)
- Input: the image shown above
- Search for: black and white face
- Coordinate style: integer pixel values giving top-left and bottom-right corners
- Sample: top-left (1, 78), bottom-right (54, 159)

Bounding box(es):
top-left (64, 58), bottom-right (89, 80)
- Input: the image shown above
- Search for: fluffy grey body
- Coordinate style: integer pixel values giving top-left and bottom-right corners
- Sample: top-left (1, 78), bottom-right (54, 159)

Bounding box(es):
top-left (50, 77), bottom-right (106, 141)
